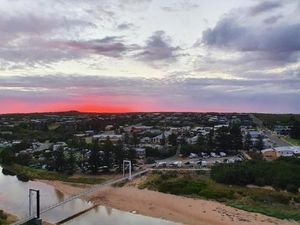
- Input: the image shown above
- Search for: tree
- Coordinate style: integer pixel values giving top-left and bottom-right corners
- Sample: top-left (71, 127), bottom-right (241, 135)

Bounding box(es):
top-left (255, 134), bottom-right (264, 151)
top-left (160, 133), bottom-right (166, 145)
top-left (88, 141), bottom-right (101, 174)
top-left (230, 125), bottom-right (243, 152)
top-left (53, 146), bottom-right (66, 172)
top-left (67, 150), bottom-right (77, 175)
top-left (103, 137), bottom-right (113, 172)
top-left (127, 148), bottom-right (137, 171)
top-left (215, 127), bottom-right (232, 152)
top-left (0, 148), bottom-right (15, 165)
top-left (290, 120), bottom-right (300, 139)
top-left (114, 141), bottom-right (124, 172)
top-left (16, 152), bottom-right (32, 166)
top-left (244, 132), bottom-right (252, 151)
top-left (196, 134), bottom-right (207, 152)
top-left (207, 129), bottom-right (215, 152)
top-left (168, 133), bottom-right (177, 146)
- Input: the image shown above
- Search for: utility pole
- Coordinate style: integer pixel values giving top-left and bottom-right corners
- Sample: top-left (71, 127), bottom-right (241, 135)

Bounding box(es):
top-left (123, 160), bottom-right (132, 180)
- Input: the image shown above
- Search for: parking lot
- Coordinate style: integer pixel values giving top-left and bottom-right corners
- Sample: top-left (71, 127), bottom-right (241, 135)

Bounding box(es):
top-left (155, 152), bottom-right (244, 169)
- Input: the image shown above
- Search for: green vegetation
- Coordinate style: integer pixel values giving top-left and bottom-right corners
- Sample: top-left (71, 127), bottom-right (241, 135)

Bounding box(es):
top-left (3, 164), bottom-right (107, 184)
top-left (211, 158), bottom-right (300, 193)
top-left (0, 210), bottom-right (12, 225)
top-left (282, 137), bottom-right (300, 146)
top-left (0, 210), bottom-right (8, 225)
top-left (139, 171), bottom-right (300, 221)
top-left (255, 113), bottom-right (300, 128)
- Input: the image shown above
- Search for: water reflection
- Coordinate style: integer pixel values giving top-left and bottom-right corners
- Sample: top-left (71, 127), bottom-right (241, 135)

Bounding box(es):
top-left (63, 205), bottom-right (180, 225)
top-left (0, 166), bottom-right (180, 225)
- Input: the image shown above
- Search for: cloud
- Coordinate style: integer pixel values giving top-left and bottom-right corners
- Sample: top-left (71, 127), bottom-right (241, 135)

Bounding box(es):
top-left (136, 31), bottom-right (180, 62)
top-left (161, 0), bottom-right (199, 12)
top-left (117, 22), bottom-right (134, 30)
top-left (249, 1), bottom-right (282, 16)
top-left (1, 74), bottom-right (299, 113)
top-left (0, 14), bottom-right (95, 39)
top-left (0, 35), bottom-right (139, 65)
top-left (263, 15), bottom-right (283, 24)
top-left (201, 2), bottom-right (300, 67)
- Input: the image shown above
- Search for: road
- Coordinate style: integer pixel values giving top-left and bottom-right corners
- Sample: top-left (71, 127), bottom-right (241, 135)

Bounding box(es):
top-left (250, 113), bottom-right (291, 147)
top-left (264, 130), bottom-right (291, 147)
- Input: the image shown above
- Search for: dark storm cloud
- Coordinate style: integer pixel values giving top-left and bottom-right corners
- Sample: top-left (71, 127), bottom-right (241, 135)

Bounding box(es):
top-left (249, 1), bottom-right (282, 15)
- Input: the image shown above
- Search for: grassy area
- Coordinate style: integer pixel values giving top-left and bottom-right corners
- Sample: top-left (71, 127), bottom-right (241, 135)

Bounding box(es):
top-left (139, 171), bottom-right (300, 221)
top-left (282, 137), bottom-right (300, 146)
top-left (47, 123), bottom-right (60, 131)
top-left (3, 164), bottom-right (107, 184)
top-left (0, 210), bottom-right (9, 225)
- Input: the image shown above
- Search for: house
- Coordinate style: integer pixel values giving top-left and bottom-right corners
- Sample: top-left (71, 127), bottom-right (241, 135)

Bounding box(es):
top-left (93, 134), bottom-right (123, 144)
top-left (134, 147), bottom-right (146, 158)
top-left (140, 137), bottom-right (151, 143)
top-left (152, 131), bottom-right (171, 144)
top-left (261, 149), bottom-right (277, 161)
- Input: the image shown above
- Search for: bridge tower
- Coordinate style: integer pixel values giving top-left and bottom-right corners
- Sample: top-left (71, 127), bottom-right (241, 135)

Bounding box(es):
top-left (27, 189), bottom-right (42, 225)
top-left (123, 160), bottom-right (132, 180)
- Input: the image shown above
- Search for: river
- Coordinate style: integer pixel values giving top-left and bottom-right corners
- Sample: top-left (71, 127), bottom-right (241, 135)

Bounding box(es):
top-left (0, 166), bottom-right (179, 225)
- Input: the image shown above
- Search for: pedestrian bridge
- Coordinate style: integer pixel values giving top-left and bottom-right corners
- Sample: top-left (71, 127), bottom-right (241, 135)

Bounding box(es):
top-left (11, 169), bottom-right (150, 225)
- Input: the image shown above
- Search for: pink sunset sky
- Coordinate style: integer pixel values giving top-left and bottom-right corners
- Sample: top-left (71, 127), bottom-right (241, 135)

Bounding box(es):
top-left (0, 0), bottom-right (299, 114)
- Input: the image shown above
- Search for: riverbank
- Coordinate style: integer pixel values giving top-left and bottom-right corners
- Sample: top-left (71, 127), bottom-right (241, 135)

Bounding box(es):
top-left (3, 164), bottom-right (114, 184)
top-left (0, 209), bottom-right (18, 224)
top-left (40, 179), bottom-right (299, 225)
top-left (89, 187), bottom-right (298, 225)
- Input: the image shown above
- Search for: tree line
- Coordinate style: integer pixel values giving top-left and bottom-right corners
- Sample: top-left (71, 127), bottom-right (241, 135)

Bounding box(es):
top-left (211, 157), bottom-right (300, 193)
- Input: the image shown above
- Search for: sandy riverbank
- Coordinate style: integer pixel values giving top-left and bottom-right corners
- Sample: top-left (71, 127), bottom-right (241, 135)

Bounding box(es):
top-left (40, 179), bottom-right (299, 225)
top-left (38, 179), bottom-right (91, 196)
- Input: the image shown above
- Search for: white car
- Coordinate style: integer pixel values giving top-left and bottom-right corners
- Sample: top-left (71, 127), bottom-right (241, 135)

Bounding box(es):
top-left (220, 152), bottom-right (227, 157)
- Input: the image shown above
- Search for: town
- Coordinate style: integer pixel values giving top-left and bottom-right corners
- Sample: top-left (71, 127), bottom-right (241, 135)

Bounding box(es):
top-left (1, 112), bottom-right (300, 225)
top-left (0, 112), bottom-right (299, 174)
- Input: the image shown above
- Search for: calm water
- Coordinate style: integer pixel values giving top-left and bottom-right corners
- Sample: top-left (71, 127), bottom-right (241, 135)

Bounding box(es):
top-left (0, 166), bottom-right (179, 225)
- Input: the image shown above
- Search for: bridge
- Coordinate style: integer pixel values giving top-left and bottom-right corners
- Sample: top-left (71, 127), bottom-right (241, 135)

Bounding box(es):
top-left (11, 168), bottom-right (150, 225)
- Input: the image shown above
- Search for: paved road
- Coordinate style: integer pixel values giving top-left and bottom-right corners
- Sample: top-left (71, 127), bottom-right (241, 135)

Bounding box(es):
top-left (264, 130), bottom-right (291, 147)
top-left (250, 113), bottom-right (291, 147)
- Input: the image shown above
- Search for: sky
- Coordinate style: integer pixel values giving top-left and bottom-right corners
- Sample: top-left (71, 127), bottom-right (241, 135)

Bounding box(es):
top-left (0, 0), bottom-right (299, 114)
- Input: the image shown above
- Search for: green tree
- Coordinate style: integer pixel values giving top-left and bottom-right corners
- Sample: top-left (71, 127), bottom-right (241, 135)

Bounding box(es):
top-left (215, 127), bottom-right (232, 152)
top-left (0, 148), bottom-right (15, 165)
top-left (16, 152), bottom-right (32, 166)
top-left (196, 134), bottom-right (207, 152)
top-left (290, 120), bottom-right (300, 139)
top-left (244, 132), bottom-right (252, 151)
top-left (114, 141), bottom-right (124, 171)
top-left (207, 129), bottom-right (215, 152)
top-left (168, 133), bottom-right (178, 146)
top-left (88, 141), bottom-right (101, 174)
top-left (230, 125), bottom-right (243, 152)
top-left (255, 134), bottom-right (264, 151)
top-left (160, 133), bottom-right (166, 145)
top-left (127, 148), bottom-right (137, 171)
top-left (67, 150), bottom-right (77, 174)
top-left (53, 146), bottom-right (66, 172)
top-left (103, 137), bottom-right (113, 172)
